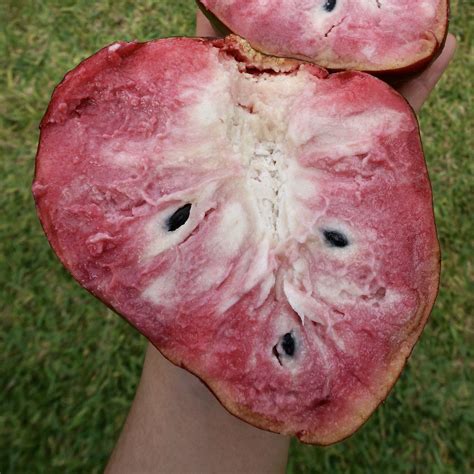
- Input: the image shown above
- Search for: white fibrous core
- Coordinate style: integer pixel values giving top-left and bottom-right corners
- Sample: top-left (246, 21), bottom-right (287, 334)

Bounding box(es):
top-left (219, 69), bottom-right (310, 244)
top-left (247, 141), bottom-right (284, 240)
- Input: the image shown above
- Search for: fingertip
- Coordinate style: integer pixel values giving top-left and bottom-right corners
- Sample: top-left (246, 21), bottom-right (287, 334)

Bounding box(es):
top-left (396, 32), bottom-right (456, 113)
top-left (439, 33), bottom-right (457, 63)
top-left (196, 10), bottom-right (218, 37)
top-left (446, 33), bottom-right (457, 50)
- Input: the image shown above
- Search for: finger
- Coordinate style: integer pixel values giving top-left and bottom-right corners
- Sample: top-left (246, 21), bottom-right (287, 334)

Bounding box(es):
top-left (196, 10), bottom-right (219, 37)
top-left (398, 33), bottom-right (457, 113)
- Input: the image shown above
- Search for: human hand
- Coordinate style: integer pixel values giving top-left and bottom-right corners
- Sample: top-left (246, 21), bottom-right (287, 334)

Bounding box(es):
top-left (106, 16), bottom-right (455, 473)
top-left (196, 11), bottom-right (457, 113)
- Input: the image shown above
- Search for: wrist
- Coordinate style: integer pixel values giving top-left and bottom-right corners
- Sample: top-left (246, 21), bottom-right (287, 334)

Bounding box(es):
top-left (107, 343), bottom-right (290, 473)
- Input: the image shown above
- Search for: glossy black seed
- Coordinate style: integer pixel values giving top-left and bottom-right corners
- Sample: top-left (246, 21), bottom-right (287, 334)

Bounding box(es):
top-left (323, 230), bottom-right (349, 248)
top-left (323, 0), bottom-right (337, 12)
top-left (282, 332), bottom-right (295, 356)
top-left (167, 203), bottom-right (192, 232)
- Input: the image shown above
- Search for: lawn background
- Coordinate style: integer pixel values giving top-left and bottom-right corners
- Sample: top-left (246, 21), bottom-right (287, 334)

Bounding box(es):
top-left (1, 1), bottom-right (472, 472)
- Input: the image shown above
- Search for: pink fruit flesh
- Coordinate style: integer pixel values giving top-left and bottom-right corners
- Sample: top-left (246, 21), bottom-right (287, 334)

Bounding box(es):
top-left (199, 0), bottom-right (449, 72)
top-left (33, 36), bottom-right (440, 444)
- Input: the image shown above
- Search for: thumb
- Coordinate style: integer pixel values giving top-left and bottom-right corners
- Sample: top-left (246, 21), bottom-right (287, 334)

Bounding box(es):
top-left (398, 34), bottom-right (457, 113)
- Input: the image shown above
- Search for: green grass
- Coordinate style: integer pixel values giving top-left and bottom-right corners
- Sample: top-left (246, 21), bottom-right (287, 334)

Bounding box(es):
top-left (1, 1), bottom-right (472, 472)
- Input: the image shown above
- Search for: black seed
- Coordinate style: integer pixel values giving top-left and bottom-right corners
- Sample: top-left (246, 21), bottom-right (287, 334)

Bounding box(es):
top-left (323, 230), bottom-right (349, 248)
top-left (167, 203), bottom-right (192, 232)
top-left (323, 0), bottom-right (337, 12)
top-left (282, 332), bottom-right (295, 357)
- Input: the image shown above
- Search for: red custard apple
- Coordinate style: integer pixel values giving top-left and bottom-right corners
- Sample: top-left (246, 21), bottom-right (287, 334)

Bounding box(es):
top-left (33, 36), bottom-right (440, 444)
top-left (198, 0), bottom-right (449, 72)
